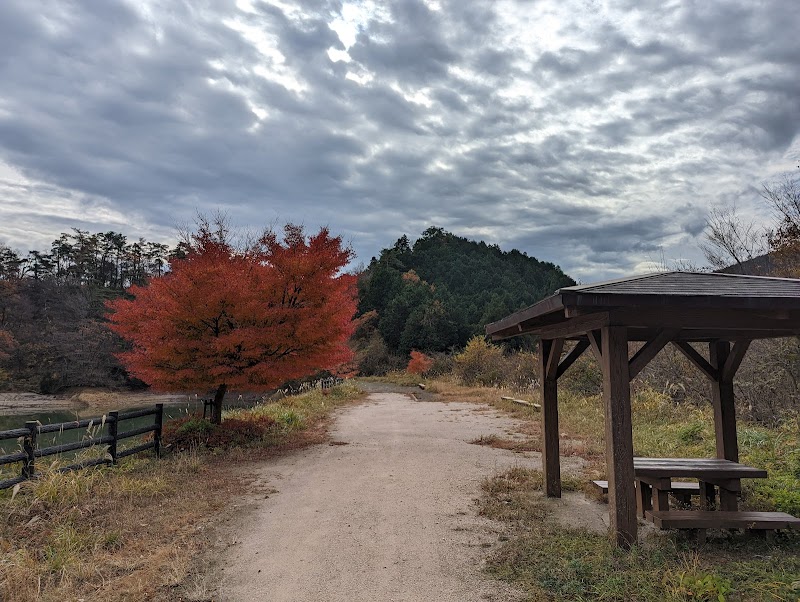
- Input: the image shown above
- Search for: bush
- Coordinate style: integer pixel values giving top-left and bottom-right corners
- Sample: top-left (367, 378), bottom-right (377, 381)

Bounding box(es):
top-left (426, 352), bottom-right (454, 377)
top-left (453, 336), bottom-right (506, 386)
top-left (355, 333), bottom-right (406, 376)
top-left (162, 414), bottom-right (276, 450)
top-left (559, 349), bottom-right (603, 396)
top-left (407, 350), bottom-right (433, 375)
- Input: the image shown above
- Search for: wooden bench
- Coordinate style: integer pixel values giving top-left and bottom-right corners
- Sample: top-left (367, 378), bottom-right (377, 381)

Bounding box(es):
top-left (592, 480), bottom-right (700, 503)
top-left (646, 510), bottom-right (800, 531)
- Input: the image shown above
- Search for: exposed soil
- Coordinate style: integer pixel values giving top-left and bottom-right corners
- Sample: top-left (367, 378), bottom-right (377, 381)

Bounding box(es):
top-left (216, 392), bottom-right (588, 601)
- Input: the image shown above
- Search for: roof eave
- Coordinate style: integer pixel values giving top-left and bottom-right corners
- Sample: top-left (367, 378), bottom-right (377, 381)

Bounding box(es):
top-left (485, 293), bottom-right (565, 339)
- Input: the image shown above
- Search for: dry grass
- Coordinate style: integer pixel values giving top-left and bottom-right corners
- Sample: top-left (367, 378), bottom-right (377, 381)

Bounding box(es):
top-left (469, 434), bottom-right (540, 453)
top-left (0, 382), bottom-right (365, 601)
top-left (0, 453), bottom-right (235, 601)
top-left (480, 467), bottom-right (800, 602)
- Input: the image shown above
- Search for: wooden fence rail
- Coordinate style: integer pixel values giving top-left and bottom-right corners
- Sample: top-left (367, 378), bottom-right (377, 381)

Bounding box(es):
top-left (0, 404), bottom-right (163, 490)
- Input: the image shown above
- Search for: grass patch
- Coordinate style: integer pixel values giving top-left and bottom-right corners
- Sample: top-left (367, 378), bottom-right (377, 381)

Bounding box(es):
top-left (481, 468), bottom-right (800, 602)
top-left (0, 382), bottom-right (364, 601)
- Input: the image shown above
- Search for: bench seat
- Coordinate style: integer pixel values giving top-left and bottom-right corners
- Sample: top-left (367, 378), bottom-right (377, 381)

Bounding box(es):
top-left (646, 510), bottom-right (800, 530)
top-left (592, 480), bottom-right (700, 494)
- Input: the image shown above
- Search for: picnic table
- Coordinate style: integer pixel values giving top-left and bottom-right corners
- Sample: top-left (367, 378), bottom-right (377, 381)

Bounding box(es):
top-left (593, 458), bottom-right (800, 536)
top-left (634, 457), bottom-right (766, 516)
top-left (630, 457), bottom-right (800, 535)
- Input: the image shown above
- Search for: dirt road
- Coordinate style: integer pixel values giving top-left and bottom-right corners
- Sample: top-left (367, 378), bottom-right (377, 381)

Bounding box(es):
top-left (218, 392), bottom-right (578, 601)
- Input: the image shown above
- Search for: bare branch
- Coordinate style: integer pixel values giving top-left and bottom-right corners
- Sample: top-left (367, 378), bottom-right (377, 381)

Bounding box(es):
top-left (699, 205), bottom-right (767, 270)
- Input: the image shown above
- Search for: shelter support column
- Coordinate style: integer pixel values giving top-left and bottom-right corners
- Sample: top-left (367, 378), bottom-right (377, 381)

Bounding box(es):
top-left (710, 340), bottom-right (739, 511)
top-left (709, 341), bottom-right (739, 462)
top-left (601, 326), bottom-right (637, 548)
top-left (540, 338), bottom-right (564, 498)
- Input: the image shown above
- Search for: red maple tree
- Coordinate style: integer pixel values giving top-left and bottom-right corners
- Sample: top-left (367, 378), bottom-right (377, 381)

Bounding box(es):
top-left (106, 222), bottom-right (357, 423)
top-left (406, 350), bottom-right (433, 375)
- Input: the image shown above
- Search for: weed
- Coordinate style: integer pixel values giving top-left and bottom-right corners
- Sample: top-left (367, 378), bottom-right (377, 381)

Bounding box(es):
top-left (664, 554), bottom-right (733, 602)
top-left (677, 421), bottom-right (705, 444)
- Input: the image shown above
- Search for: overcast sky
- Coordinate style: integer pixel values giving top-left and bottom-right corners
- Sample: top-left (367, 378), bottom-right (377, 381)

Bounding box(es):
top-left (1, 0), bottom-right (798, 281)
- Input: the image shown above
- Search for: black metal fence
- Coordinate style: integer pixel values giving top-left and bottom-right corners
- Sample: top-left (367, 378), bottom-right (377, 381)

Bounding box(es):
top-left (0, 404), bottom-right (163, 490)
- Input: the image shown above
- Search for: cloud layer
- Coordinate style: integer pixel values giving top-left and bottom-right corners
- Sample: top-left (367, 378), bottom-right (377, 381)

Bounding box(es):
top-left (1, 0), bottom-right (799, 280)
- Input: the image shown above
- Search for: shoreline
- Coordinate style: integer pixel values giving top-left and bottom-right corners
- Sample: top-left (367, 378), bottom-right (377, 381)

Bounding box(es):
top-left (0, 389), bottom-right (192, 417)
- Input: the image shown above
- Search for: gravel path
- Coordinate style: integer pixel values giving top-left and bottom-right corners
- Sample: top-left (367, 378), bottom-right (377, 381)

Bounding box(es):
top-left (217, 392), bottom-right (570, 602)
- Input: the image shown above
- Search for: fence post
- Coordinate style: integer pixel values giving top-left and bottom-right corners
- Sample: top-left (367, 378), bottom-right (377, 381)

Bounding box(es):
top-left (108, 411), bottom-right (119, 465)
top-left (154, 404), bottom-right (163, 458)
top-left (22, 421), bottom-right (37, 479)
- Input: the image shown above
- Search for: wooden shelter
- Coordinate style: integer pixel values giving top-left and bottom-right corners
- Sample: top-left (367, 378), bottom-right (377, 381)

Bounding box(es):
top-left (486, 272), bottom-right (800, 547)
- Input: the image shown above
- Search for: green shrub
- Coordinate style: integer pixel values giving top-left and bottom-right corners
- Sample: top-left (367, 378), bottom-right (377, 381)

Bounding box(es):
top-left (677, 421), bottom-right (705, 444)
top-left (664, 568), bottom-right (733, 602)
top-left (275, 409), bottom-right (304, 430)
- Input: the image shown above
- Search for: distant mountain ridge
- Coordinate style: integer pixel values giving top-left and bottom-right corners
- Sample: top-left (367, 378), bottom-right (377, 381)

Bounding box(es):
top-left (356, 227), bottom-right (575, 355)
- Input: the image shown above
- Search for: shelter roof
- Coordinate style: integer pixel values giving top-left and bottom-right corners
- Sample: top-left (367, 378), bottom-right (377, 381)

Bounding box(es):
top-left (486, 272), bottom-right (800, 342)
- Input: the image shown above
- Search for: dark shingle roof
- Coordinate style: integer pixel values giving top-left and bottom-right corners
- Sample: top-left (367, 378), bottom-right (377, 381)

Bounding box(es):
top-left (560, 271), bottom-right (800, 298)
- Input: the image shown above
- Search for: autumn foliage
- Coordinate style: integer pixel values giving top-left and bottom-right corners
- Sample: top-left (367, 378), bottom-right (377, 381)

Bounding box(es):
top-left (406, 350), bottom-right (433, 375)
top-left (106, 222), bottom-right (357, 423)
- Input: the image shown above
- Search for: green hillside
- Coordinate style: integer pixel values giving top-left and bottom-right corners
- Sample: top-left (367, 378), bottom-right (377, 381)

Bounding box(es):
top-left (357, 227), bottom-right (575, 356)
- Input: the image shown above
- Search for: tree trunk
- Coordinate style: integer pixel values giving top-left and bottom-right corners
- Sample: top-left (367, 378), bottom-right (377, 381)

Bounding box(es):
top-left (211, 383), bottom-right (227, 425)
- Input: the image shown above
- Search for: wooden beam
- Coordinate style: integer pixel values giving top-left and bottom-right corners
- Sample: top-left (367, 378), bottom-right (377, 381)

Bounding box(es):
top-left (486, 295), bottom-right (565, 336)
top-left (528, 311), bottom-right (610, 341)
top-left (710, 341), bottom-right (739, 464)
top-left (556, 340), bottom-right (590, 380)
top-left (587, 329), bottom-right (603, 360)
top-left (608, 307), bottom-right (800, 332)
top-left (628, 329), bottom-right (678, 381)
top-left (626, 328), bottom-right (800, 342)
top-left (545, 338), bottom-right (564, 381)
top-left (601, 326), bottom-right (637, 548)
top-left (672, 342), bottom-right (719, 381)
top-left (721, 340), bottom-right (751, 382)
top-left (540, 339), bottom-right (561, 498)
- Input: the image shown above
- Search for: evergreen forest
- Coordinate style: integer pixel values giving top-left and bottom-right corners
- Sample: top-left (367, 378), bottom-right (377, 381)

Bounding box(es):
top-left (354, 227), bottom-right (574, 373)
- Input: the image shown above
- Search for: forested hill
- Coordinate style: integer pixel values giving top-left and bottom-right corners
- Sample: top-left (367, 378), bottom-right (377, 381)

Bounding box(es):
top-left (356, 227), bottom-right (575, 359)
top-left (0, 230), bottom-right (178, 393)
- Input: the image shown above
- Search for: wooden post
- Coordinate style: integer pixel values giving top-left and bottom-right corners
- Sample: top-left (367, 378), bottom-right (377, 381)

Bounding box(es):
top-left (601, 326), bottom-right (637, 548)
top-left (108, 411), bottom-right (119, 465)
top-left (636, 481), bottom-right (652, 518)
top-left (22, 421), bottom-right (37, 479)
top-left (540, 338), bottom-right (563, 498)
top-left (154, 404), bottom-right (164, 458)
top-left (709, 341), bottom-right (738, 462)
top-left (709, 341), bottom-right (739, 510)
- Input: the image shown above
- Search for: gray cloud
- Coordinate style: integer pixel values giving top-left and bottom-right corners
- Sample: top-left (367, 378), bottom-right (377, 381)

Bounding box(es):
top-left (1, 0), bottom-right (799, 282)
